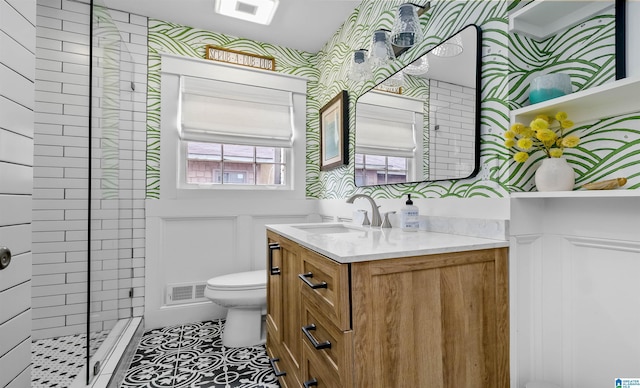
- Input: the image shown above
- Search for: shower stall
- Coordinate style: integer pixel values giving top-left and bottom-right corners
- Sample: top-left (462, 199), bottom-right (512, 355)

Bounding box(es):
top-left (31, 0), bottom-right (146, 386)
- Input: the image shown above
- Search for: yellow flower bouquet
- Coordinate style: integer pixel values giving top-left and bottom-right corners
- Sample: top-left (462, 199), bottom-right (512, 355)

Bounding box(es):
top-left (505, 111), bottom-right (579, 162)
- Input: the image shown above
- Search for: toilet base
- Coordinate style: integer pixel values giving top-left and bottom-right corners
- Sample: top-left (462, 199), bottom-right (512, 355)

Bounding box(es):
top-left (221, 308), bottom-right (266, 348)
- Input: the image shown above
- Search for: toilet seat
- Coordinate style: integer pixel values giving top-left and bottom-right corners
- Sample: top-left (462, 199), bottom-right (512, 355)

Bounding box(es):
top-left (206, 270), bottom-right (266, 291)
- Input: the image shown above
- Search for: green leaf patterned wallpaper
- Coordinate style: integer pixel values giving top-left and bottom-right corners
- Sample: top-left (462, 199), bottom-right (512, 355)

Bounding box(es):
top-left (146, 0), bottom-right (638, 200)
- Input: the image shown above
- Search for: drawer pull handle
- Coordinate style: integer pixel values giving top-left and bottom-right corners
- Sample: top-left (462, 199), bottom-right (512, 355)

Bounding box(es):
top-left (303, 378), bottom-right (318, 387)
top-left (268, 243), bottom-right (281, 275)
top-left (302, 324), bottom-right (331, 350)
top-left (268, 357), bottom-right (286, 377)
top-left (298, 272), bottom-right (327, 289)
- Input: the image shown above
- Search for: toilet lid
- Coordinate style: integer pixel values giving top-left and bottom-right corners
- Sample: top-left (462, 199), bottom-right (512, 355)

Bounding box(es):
top-left (207, 270), bottom-right (266, 291)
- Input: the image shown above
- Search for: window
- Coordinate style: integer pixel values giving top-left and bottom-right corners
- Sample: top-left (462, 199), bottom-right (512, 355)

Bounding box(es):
top-left (355, 153), bottom-right (409, 186)
top-left (186, 142), bottom-right (286, 186)
top-left (355, 90), bottom-right (424, 185)
top-left (178, 76), bottom-right (294, 189)
top-left (159, 54), bottom-right (307, 198)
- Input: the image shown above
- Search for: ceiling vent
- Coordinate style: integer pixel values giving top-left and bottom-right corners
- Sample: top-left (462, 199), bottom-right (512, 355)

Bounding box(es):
top-left (214, 0), bottom-right (280, 25)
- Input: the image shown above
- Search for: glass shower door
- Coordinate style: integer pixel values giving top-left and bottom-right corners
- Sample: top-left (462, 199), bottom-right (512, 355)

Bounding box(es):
top-left (88, 0), bottom-right (135, 382)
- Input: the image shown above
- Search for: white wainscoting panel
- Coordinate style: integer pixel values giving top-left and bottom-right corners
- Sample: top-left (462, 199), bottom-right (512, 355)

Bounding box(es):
top-left (510, 196), bottom-right (640, 388)
top-left (145, 198), bottom-right (316, 330)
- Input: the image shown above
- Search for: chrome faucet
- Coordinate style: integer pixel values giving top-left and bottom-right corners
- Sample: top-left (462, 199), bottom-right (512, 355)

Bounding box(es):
top-left (346, 194), bottom-right (382, 227)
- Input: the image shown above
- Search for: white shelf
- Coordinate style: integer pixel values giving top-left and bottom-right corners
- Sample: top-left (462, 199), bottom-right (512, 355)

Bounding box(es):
top-left (509, 0), bottom-right (613, 40)
top-left (510, 76), bottom-right (640, 125)
top-left (511, 189), bottom-right (639, 199)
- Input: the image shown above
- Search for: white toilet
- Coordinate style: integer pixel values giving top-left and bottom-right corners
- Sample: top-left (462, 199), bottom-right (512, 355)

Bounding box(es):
top-left (204, 269), bottom-right (267, 347)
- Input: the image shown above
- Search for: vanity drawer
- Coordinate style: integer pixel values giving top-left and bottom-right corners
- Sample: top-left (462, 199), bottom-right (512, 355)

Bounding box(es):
top-left (299, 247), bottom-right (351, 330)
top-left (300, 294), bottom-right (353, 387)
top-left (301, 341), bottom-right (341, 388)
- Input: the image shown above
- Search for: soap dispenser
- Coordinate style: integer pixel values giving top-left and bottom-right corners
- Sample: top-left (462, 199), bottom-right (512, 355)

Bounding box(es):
top-left (400, 194), bottom-right (419, 232)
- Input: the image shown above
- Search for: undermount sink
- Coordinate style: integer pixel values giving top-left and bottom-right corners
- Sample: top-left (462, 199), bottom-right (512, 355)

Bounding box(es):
top-left (292, 223), bottom-right (364, 234)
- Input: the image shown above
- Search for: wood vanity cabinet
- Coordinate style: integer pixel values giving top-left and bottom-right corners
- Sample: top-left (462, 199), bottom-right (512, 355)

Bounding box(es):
top-left (266, 230), bottom-right (509, 388)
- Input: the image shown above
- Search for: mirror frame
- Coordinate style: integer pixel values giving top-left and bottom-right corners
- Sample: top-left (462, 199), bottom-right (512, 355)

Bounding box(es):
top-left (615, 0), bottom-right (626, 80)
top-left (353, 24), bottom-right (483, 187)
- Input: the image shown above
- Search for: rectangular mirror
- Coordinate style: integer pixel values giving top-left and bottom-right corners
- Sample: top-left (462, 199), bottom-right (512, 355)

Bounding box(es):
top-left (354, 24), bottom-right (481, 186)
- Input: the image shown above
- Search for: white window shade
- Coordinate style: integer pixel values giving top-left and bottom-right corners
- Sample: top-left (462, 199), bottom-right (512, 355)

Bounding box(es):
top-left (355, 102), bottom-right (419, 158)
top-left (180, 76), bottom-right (294, 147)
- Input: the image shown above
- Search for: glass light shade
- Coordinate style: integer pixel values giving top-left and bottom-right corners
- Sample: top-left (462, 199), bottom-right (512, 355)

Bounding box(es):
top-left (382, 70), bottom-right (404, 88)
top-left (390, 3), bottom-right (423, 48)
top-left (369, 29), bottom-right (395, 68)
top-left (432, 33), bottom-right (463, 57)
top-left (404, 56), bottom-right (429, 75)
top-left (349, 49), bottom-right (372, 82)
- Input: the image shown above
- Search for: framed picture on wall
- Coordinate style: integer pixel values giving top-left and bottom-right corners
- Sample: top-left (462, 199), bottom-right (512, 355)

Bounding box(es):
top-left (319, 90), bottom-right (348, 171)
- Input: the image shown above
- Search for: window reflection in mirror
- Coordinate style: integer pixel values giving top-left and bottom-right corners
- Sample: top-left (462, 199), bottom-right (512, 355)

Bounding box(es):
top-left (354, 24), bottom-right (481, 187)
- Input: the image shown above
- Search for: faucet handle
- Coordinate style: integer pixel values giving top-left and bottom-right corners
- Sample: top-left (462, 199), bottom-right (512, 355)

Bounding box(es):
top-left (357, 209), bottom-right (370, 226)
top-left (382, 211), bottom-right (396, 228)
top-left (362, 211), bottom-right (370, 226)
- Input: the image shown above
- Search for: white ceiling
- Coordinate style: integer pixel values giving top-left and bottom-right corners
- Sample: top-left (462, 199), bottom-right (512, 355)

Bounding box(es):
top-left (101, 0), bottom-right (361, 53)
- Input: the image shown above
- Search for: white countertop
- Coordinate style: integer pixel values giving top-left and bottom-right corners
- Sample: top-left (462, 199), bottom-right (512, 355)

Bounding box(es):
top-left (266, 223), bottom-right (509, 264)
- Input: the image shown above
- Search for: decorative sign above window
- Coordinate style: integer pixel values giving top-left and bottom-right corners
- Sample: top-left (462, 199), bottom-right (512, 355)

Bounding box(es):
top-left (204, 45), bottom-right (275, 71)
top-left (374, 84), bottom-right (402, 95)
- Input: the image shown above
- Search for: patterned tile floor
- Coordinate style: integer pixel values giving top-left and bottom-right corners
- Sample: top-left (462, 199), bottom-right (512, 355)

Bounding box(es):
top-left (31, 331), bottom-right (109, 388)
top-left (122, 320), bottom-right (280, 388)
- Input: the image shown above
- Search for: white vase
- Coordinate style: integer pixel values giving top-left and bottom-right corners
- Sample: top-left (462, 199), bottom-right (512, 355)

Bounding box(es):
top-left (534, 157), bottom-right (575, 191)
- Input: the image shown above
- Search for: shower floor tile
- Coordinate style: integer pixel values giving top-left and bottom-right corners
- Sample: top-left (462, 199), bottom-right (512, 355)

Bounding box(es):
top-left (31, 330), bottom-right (109, 388)
top-left (122, 320), bottom-right (280, 388)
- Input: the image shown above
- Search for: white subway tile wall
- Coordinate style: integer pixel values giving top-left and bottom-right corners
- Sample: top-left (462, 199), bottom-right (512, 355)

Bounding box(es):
top-left (32, 0), bottom-right (148, 340)
top-left (0, 0), bottom-right (36, 386)
top-left (428, 80), bottom-right (476, 180)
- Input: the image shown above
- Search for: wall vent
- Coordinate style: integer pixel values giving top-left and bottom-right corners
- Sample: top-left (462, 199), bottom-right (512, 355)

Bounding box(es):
top-left (194, 284), bottom-right (207, 299)
top-left (166, 282), bottom-right (208, 305)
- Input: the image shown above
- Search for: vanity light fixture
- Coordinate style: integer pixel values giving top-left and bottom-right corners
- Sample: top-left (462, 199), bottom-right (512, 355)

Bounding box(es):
top-left (431, 33), bottom-right (463, 57)
top-left (214, 0), bottom-right (280, 25)
top-left (350, 2), bottom-right (429, 83)
top-left (390, 2), bottom-right (428, 48)
top-left (369, 29), bottom-right (396, 67)
top-left (349, 49), bottom-right (373, 82)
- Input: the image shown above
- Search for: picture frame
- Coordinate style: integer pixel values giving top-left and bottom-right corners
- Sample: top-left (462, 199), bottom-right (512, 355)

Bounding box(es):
top-left (319, 90), bottom-right (349, 171)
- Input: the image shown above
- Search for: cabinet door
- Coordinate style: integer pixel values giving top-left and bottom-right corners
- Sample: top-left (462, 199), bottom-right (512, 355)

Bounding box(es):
top-left (266, 232), bottom-right (303, 386)
top-left (280, 237), bottom-right (303, 384)
top-left (266, 233), bottom-right (283, 343)
top-left (351, 248), bottom-right (509, 388)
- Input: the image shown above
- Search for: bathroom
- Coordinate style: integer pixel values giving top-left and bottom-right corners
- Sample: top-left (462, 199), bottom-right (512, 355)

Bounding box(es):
top-left (1, 0), bottom-right (639, 387)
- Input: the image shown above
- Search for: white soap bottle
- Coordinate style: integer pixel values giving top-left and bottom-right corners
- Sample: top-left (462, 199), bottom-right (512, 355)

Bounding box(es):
top-left (400, 194), bottom-right (419, 232)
